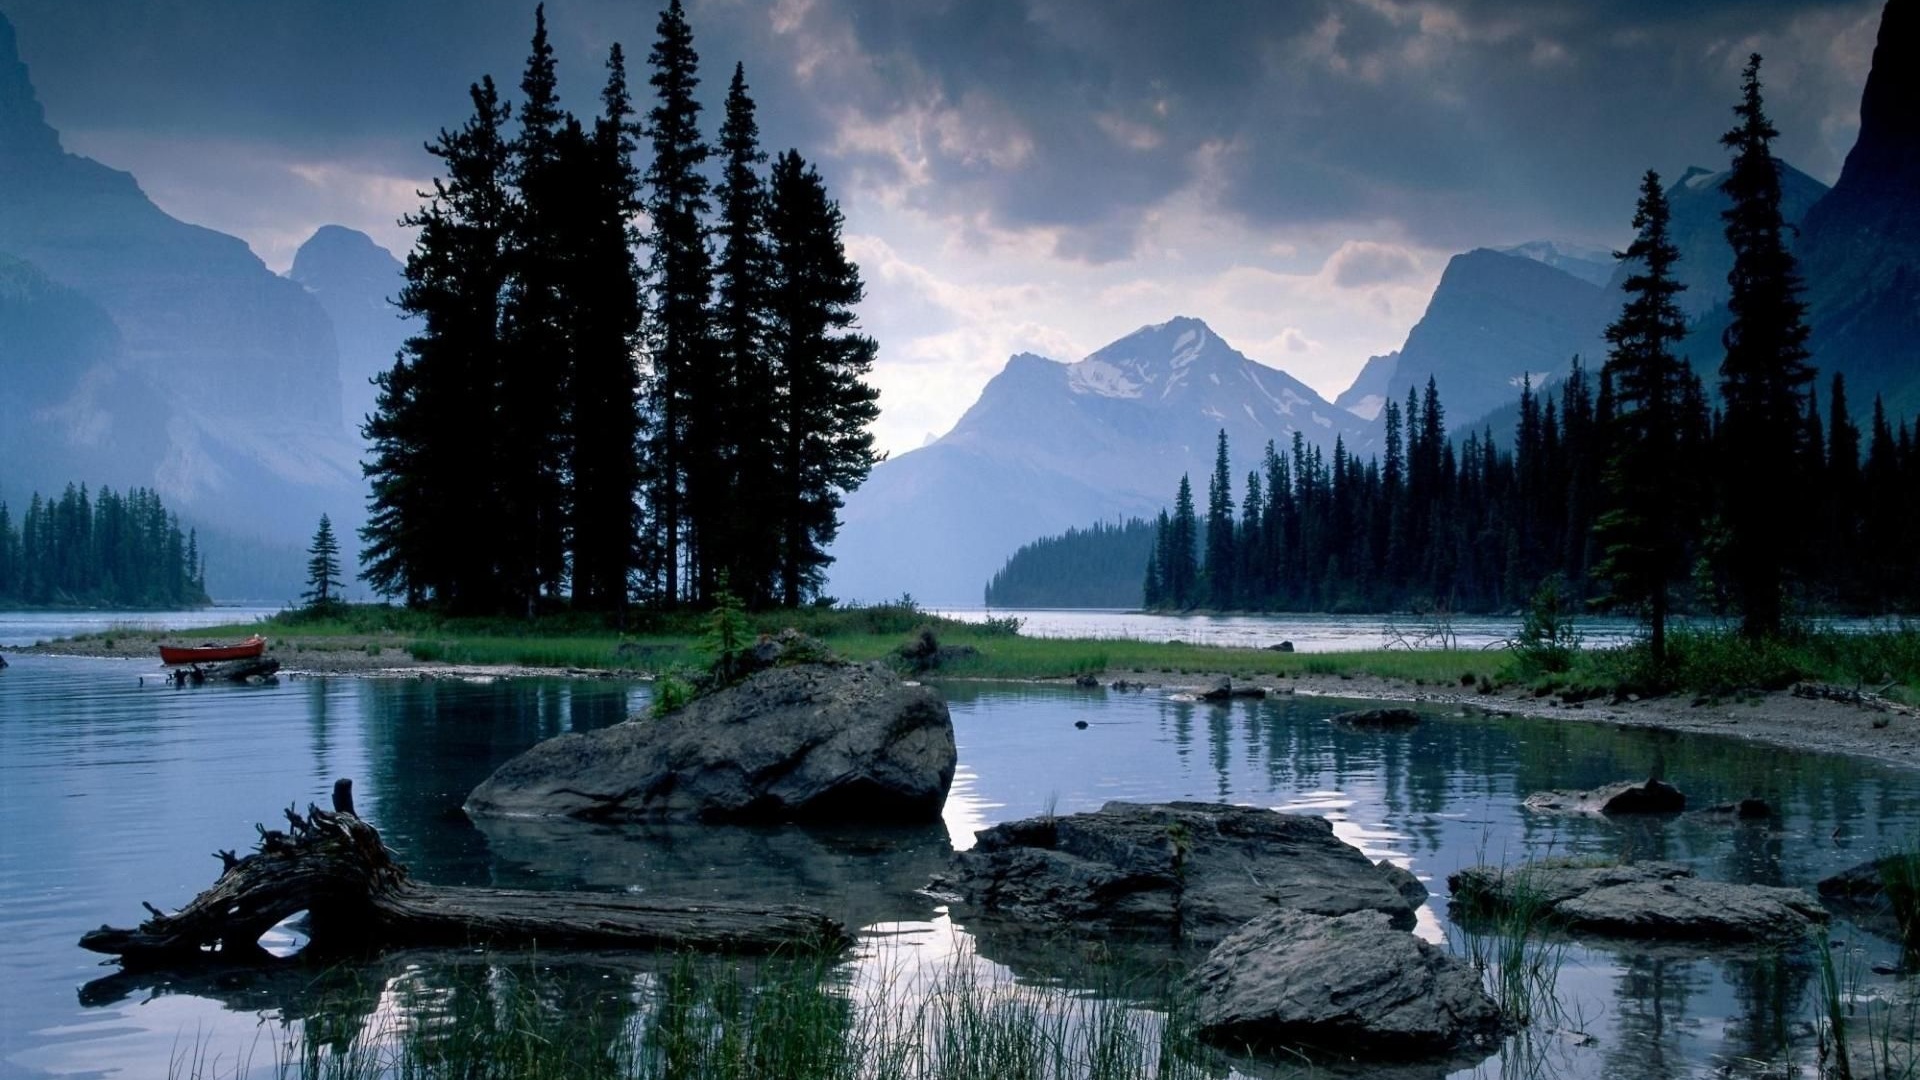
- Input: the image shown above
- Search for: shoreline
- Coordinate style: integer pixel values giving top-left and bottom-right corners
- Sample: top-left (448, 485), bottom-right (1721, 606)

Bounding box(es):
top-left (18, 632), bottom-right (1920, 774)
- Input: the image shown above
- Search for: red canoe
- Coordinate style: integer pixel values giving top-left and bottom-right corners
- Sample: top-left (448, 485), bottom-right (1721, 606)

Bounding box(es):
top-left (159, 635), bottom-right (267, 666)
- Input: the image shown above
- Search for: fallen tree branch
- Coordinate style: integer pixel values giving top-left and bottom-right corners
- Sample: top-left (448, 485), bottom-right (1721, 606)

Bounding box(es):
top-left (80, 778), bottom-right (850, 969)
top-left (1791, 681), bottom-right (1907, 714)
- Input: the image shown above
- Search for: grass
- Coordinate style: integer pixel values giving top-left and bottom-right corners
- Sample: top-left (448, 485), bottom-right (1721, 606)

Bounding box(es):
top-left (129, 600), bottom-right (1513, 685)
top-left (164, 949), bottom-right (1219, 1080)
top-left (69, 599), bottom-right (1920, 708)
top-left (1517, 623), bottom-right (1920, 706)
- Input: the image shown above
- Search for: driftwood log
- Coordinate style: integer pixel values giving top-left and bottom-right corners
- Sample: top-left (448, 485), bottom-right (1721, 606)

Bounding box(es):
top-left (80, 779), bottom-right (851, 968)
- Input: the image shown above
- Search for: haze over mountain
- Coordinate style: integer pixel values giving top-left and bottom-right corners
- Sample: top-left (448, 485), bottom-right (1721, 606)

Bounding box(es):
top-left (1333, 351), bottom-right (1397, 421)
top-left (1371, 248), bottom-right (1612, 431)
top-left (828, 317), bottom-right (1375, 604)
top-left (287, 225), bottom-right (412, 441)
top-left (0, 13), bottom-right (365, 595)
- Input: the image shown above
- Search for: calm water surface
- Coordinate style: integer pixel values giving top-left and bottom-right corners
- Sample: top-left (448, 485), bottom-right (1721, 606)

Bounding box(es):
top-left (934, 607), bottom-right (1895, 653)
top-left (1, 654), bottom-right (1915, 1079)
top-left (0, 607), bottom-right (282, 649)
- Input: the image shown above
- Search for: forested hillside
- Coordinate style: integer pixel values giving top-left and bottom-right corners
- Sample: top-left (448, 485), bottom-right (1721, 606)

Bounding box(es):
top-left (984, 519), bottom-right (1155, 608)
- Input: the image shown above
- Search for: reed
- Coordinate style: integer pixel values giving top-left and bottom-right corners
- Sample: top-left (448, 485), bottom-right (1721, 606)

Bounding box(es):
top-left (165, 948), bottom-right (1218, 1080)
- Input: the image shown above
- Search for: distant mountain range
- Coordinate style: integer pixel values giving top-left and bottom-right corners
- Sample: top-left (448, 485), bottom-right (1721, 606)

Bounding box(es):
top-left (838, 0), bottom-right (1916, 606)
top-left (828, 318), bottom-right (1375, 604)
top-left (0, 12), bottom-right (407, 597)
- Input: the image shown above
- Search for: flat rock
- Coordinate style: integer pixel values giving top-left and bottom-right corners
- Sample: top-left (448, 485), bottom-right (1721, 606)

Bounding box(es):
top-left (1331, 707), bottom-right (1422, 729)
top-left (1523, 778), bottom-right (1686, 814)
top-left (465, 662), bottom-right (955, 824)
top-left (941, 801), bottom-right (1423, 944)
top-left (1450, 860), bottom-right (1826, 944)
top-left (1183, 909), bottom-right (1506, 1062)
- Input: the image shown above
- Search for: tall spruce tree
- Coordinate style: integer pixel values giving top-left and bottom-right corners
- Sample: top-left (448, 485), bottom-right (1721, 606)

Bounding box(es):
top-left (363, 77), bottom-right (513, 610)
top-left (639, 0), bottom-right (714, 606)
top-left (565, 44), bottom-right (647, 614)
top-left (1716, 54), bottom-right (1814, 639)
top-left (1204, 429), bottom-right (1237, 608)
top-left (304, 514), bottom-right (343, 609)
top-left (1166, 474), bottom-right (1200, 608)
top-left (1594, 170), bottom-right (1692, 662)
top-left (712, 63), bottom-right (778, 606)
top-left (765, 150), bottom-right (881, 605)
top-left (499, 5), bottom-right (572, 613)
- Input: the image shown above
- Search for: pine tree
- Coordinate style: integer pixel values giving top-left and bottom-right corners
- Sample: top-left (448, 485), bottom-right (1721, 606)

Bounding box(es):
top-left (0, 501), bottom-right (14, 602)
top-left (765, 150), bottom-right (881, 606)
top-left (1143, 509), bottom-right (1171, 608)
top-left (566, 44), bottom-right (647, 614)
top-left (304, 514), bottom-right (343, 609)
top-left (712, 62), bottom-right (778, 605)
top-left (1594, 170), bottom-right (1692, 662)
top-left (497, 4), bottom-right (572, 613)
top-left (1716, 54), bottom-right (1815, 639)
top-left (1166, 474), bottom-right (1200, 608)
top-left (639, 0), bottom-right (715, 606)
top-left (362, 76), bottom-right (513, 611)
top-left (1204, 429), bottom-right (1237, 608)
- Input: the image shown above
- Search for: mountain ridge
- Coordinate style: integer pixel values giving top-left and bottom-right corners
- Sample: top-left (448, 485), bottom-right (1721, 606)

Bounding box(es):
top-left (828, 316), bottom-right (1374, 604)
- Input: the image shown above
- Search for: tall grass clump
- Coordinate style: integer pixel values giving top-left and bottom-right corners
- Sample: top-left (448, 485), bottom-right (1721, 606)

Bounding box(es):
top-left (1450, 867), bottom-right (1567, 1030)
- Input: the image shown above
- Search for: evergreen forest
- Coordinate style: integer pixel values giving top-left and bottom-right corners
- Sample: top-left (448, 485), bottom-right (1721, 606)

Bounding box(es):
top-left (984, 519), bottom-right (1156, 608)
top-left (361, 2), bottom-right (879, 616)
top-left (0, 484), bottom-right (209, 608)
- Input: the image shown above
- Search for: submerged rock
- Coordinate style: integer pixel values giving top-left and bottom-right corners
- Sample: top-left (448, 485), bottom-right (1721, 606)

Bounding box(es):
top-left (1331, 707), bottom-right (1422, 730)
top-left (465, 662), bottom-right (955, 824)
top-left (1695, 798), bottom-right (1773, 821)
top-left (1183, 909), bottom-right (1506, 1062)
top-left (1820, 854), bottom-right (1920, 900)
top-left (1450, 860), bottom-right (1826, 944)
top-left (940, 801), bottom-right (1423, 944)
top-left (1523, 778), bottom-right (1686, 815)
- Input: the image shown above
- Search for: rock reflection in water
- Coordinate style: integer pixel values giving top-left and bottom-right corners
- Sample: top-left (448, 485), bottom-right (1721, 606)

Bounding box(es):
top-left (470, 814), bottom-right (956, 935)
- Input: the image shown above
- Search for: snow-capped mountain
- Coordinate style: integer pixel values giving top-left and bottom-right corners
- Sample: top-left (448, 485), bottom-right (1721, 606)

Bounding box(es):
top-left (1500, 240), bottom-right (1616, 287)
top-left (827, 317), bottom-right (1376, 605)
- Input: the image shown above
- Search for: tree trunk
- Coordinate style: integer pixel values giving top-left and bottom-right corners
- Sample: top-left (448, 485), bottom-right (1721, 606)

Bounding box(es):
top-left (80, 780), bottom-right (850, 969)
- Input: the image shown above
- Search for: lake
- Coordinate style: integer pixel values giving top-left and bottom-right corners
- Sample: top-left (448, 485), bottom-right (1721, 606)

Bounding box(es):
top-left (932, 607), bottom-right (1893, 653)
top-left (0, 607), bottom-right (283, 650)
top-left (1, 653), bottom-right (1915, 1079)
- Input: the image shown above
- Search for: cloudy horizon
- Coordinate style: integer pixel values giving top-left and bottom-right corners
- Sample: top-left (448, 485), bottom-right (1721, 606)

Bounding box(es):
top-left (1, 0), bottom-right (1883, 456)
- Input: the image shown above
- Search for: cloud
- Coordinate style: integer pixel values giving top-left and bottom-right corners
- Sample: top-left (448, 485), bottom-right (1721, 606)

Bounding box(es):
top-left (1325, 241), bottom-right (1423, 288)
top-left (3, 0), bottom-right (1887, 457)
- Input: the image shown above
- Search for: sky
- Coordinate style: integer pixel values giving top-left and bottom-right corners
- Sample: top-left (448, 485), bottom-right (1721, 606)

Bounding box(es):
top-left (1, 0), bottom-right (1885, 458)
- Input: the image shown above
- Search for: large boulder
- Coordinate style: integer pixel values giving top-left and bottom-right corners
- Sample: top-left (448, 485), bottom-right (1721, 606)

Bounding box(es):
top-left (1183, 909), bottom-right (1507, 1063)
top-left (1450, 860), bottom-right (1827, 944)
top-left (1523, 778), bottom-right (1686, 814)
top-left (465, 662), bottom-right (956, 823)
top-left (938, 801), bottom-right (1423, 944)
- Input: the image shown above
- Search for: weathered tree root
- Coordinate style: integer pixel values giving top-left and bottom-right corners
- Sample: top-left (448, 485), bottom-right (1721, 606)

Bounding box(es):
top-left (80, 779), bottom-right (851, 968)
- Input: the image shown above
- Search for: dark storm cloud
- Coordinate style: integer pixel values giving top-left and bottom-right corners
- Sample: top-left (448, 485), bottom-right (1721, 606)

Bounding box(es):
top-left (774, 0), bottom-right (1879, 256)
top-left (1, 0), bottom-right (1880, 260)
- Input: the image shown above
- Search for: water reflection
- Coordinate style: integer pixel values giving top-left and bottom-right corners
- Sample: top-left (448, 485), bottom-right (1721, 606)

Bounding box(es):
top-left (4, 658), bottom-right (1919, 1078)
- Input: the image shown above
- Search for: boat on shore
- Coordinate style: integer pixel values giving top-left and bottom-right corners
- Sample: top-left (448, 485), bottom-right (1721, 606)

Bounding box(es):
top-left (158, 635), bottom-right (267, 666)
